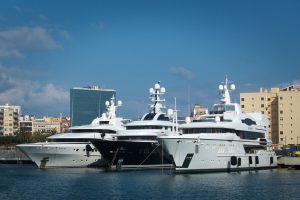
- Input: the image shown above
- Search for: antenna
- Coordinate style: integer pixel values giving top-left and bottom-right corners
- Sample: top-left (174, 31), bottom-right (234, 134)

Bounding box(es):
top-left (188, 85), bottom-right (190, 117)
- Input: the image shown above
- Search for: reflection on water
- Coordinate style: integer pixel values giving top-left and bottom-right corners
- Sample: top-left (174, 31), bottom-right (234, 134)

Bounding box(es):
top-left (0, 164), bottom-right (299, 200)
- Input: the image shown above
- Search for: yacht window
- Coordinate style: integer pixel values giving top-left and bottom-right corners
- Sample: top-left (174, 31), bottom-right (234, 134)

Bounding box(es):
top-left (236, 130), bottom-right (264, 140)
top-left (126, 125), bottom-right (165, 130)
top-left (117, 136), bottom-right (157, 140)
top-left (225, 105), bottom-right (235, 111)
top-left (211, 105), bottom-right (225, 114)
top-left (157, 114), bottom-right (170, 121)
top-left (181, 128), bottom-right (235, 134)
top-left (99, 121), bottom-right (109, 125)
top-left (241, 118), bottom-right (256, 126)
top-left (71, 129), bottom-right (116, 133)
top-left (143, 113), bottom-right (156, 120)
top-left (47, 138), bottom-right (91, 142)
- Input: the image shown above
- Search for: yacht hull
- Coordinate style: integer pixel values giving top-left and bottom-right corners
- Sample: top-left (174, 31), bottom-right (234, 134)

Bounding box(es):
top-left (159, 137), bottom-right (278, 173)
top-left (91, 140), bottom-right (172, 169)
top-left (16, 142), bottom-right (103, 168)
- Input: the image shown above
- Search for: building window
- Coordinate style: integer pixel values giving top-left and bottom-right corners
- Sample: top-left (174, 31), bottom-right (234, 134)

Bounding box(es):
top-left (291, 138), bottom-right (293, 140)
top-left (261, 104), bottom-right (264, 108)
top-left (280, 138), bottom-right (283, 141)
top-left (268, 98), bottom-right (270, 101)
top-left (261, 111), bottom-right (264, 114)
top-left (241, 105), bottom-right (244, 108)
top-left (280, 96), bottom-right (283, 100)
top-left (261, 97), bottom-right (264, 100)
top-left (241, 98), bottom-right (244, 101)
top-left (280, 117), bottom-right (283, 121)
top-left (252, 104), bottom-right (254, 107)
top-left (280, 111), bottom-right (283, 114)
top-left (252, 98), bottom-right (254, 100)
top-left (280, 131), bottom-right (283, 135)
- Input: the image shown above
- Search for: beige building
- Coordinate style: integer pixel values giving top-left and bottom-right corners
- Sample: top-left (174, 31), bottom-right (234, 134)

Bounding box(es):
top-left (191, 104), bottom-right (208, 119)
top-left (19, 115), bottom-right (70, 134)
top-left (240, 85), bottom-right (300, 147)
top-left (32, 117), bottom-right (63, 134)
top-left (277, 85), bottom-right (300, 146)
top-left (0, 104), bottom-right (21, 136)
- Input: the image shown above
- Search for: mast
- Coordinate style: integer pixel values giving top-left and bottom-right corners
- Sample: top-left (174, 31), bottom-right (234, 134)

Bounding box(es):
top-left (149, 81), bottom-right (166, 113)
top-left (218, 76), bottom-right (235, 105)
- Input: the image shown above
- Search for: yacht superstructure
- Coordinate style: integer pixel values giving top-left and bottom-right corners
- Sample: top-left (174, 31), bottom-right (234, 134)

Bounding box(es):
top-left (91, 81), bottom-right (175, 169)
top-left (17, 96), bottom-right (125, 168)
top-left (158, 78), bottom-right (277, 173)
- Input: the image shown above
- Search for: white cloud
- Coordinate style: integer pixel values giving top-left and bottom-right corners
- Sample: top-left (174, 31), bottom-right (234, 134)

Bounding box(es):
top-left (0, 26), bottom-right (59, 58)
top-left (0, 65), bottom-right (68, 115)
top-left (168, 67), bottom-right (195, 80)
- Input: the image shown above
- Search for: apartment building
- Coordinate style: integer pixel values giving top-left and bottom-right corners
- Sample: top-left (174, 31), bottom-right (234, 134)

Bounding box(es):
top-left (0, 104), bottom-right (21, 136)
top-left (240, 85), bottom-right (300, 146)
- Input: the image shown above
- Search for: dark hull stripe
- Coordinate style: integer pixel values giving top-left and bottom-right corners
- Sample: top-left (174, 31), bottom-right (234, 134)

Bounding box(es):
top-left (92, 140), bottom-right (172, 167)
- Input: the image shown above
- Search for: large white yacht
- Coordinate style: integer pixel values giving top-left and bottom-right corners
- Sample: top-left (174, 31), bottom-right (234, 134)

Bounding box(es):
top-left (91, 81), bottom-right (175, 169)
top-left (17, 96), bottom-right (125, 168)
top-left (158, 78), bottom-right (277, 173)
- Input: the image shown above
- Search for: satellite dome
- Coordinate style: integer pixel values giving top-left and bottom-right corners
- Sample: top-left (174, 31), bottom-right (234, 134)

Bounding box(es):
top-left (154, 83), bottom-right (160, 90)
top-left (230, 84), bottom-right (236, 90)
top-left (117, 100), bottom-right (122, 106)
top-left (149, 88), bottom-right (154, 94)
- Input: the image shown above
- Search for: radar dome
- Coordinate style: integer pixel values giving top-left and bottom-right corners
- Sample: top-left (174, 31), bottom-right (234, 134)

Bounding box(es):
top-left (105, 101), bottom-right (109, 106)
top-left (219, 85), bottom-right (224, 90)
top-left (149, 88), bottom-right (154, 94)
top-left (117, 100), bottom-right (122, 106)
top-left (154, 83), bottom-right (160, 90)
top-left (185, 117), bottom-right (191, 123)
top-left (160, 87), bottom-right (166, 93)
top-left (230, 84), bottom-right (236, 90)
top-left (167, 109), bottom-right (173, 116)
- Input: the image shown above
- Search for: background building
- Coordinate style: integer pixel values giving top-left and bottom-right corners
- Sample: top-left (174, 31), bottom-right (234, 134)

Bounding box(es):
top-left (19, 115), bottom-right (35, 134)
top-left (70, 86), bottom-right (116, 126)
top-left (277, 85), bottom-right (300, 146)
top-left (191, 104), bottom-right (208, 119)
top-left (19, 115), bottom-right (70, 134)
top-left (0, 104), bottom-right (21, 136)
top-left (240, 85), bottom-right (300, 147)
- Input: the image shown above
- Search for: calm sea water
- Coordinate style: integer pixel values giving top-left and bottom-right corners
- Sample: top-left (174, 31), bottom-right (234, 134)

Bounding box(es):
top-left (0, 164), bottom-right (299, 200)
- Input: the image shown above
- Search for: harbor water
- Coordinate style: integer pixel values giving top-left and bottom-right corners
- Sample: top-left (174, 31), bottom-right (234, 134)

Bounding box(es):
top-left (1, 164), bottom-right (299, 200)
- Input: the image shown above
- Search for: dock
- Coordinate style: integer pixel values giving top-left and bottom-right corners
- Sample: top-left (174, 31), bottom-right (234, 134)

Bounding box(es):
top-left (0, 147), bottom-right (33, 164)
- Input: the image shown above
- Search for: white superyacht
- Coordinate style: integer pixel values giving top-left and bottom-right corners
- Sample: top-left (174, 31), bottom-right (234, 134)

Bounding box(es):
top-left (159, 78), bottom-right (277, 173)
top-left (17, 97), bottom-right (125, 168)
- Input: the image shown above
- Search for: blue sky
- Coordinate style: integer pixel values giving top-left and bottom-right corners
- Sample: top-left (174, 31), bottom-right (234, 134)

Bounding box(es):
top-left (0, 0), bottom-right (300, 118)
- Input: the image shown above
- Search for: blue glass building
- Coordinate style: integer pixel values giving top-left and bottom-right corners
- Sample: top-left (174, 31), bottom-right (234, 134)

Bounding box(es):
top-left (70, 86), bottom-right (116, 126)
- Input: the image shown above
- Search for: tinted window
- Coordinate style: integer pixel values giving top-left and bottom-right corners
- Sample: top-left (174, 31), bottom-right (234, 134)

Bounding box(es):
top-left (143, 113), bottom-right (156, 120)
top-left (157, 114), bottom-right (170, 121)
